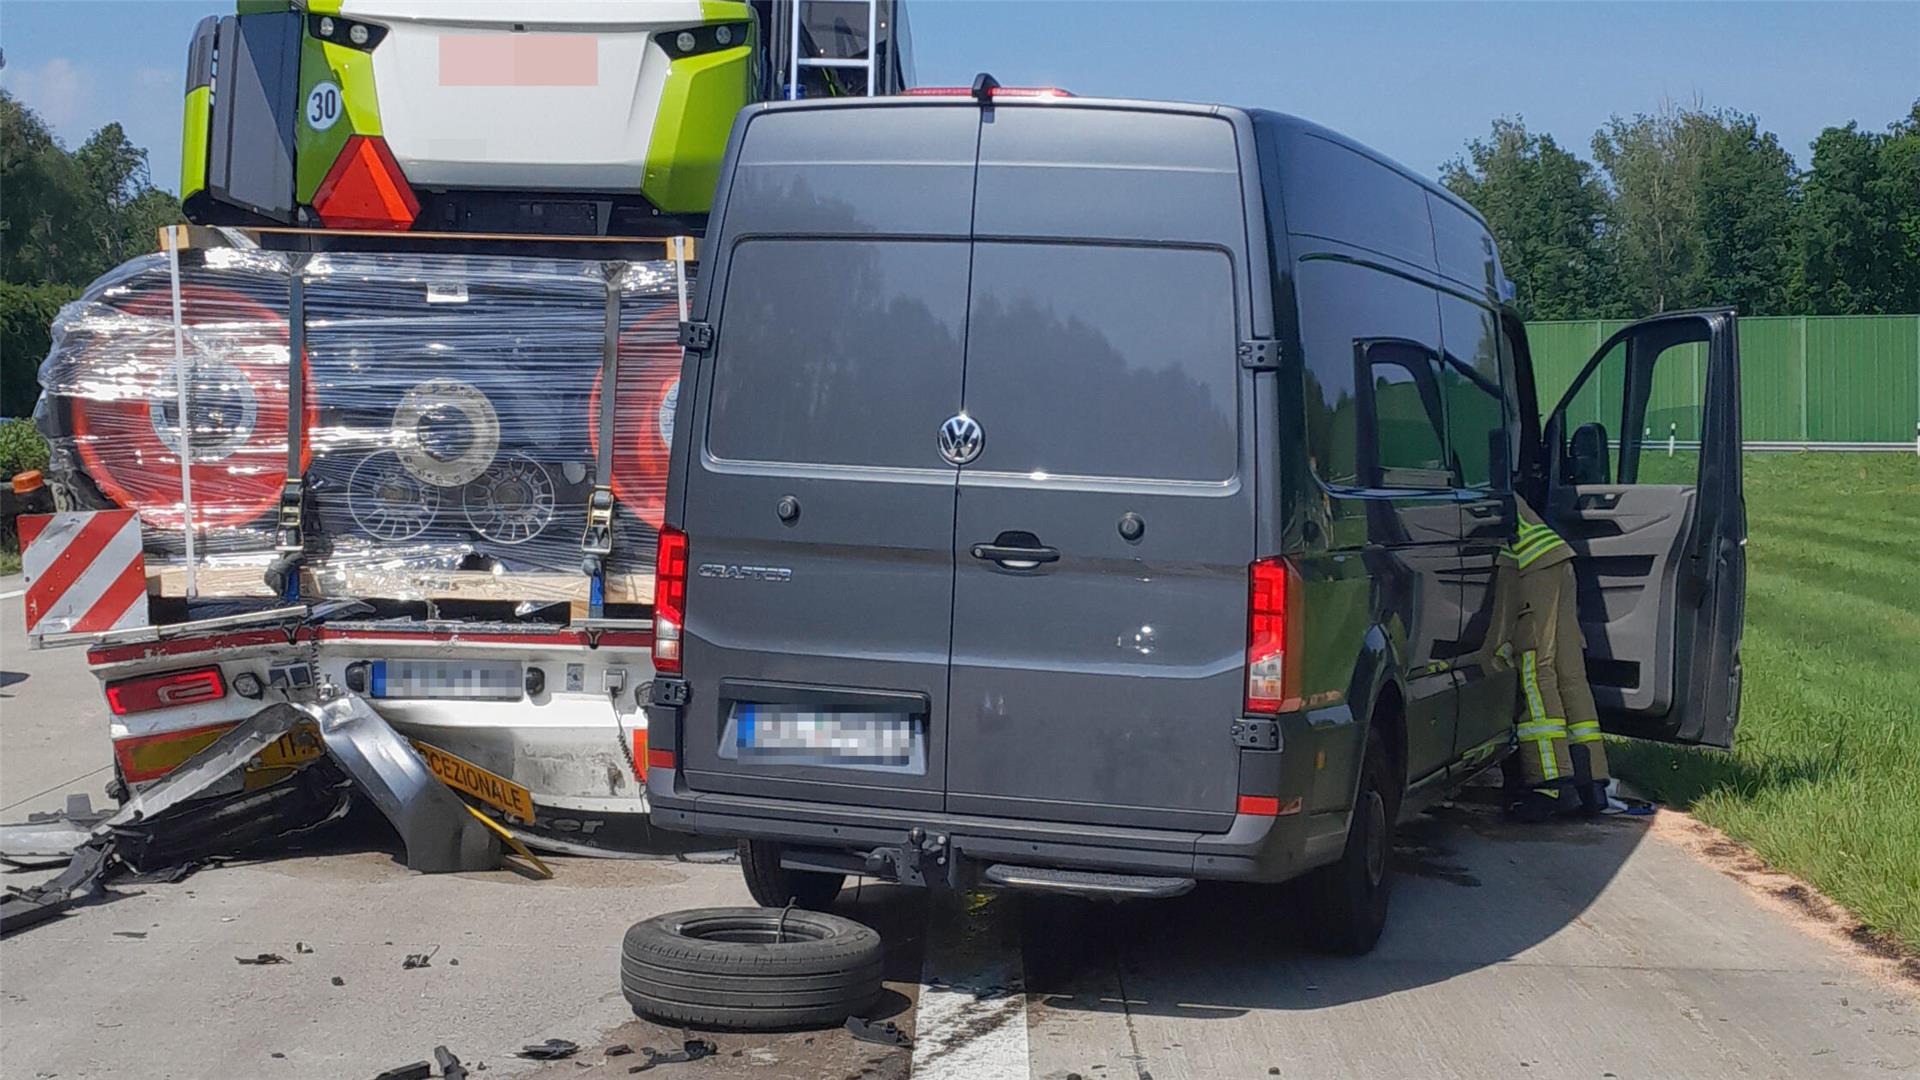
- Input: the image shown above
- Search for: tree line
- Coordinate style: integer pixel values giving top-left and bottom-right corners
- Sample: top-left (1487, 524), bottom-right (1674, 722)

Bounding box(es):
top-left (1, 90), bottom-right (184, 416)
top-left (1441, 100), bottom-right (1920, 322)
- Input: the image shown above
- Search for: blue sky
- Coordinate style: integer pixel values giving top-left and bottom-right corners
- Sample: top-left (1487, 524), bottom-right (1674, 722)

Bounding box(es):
top-left (3, 1), bottom-right (1915, 195)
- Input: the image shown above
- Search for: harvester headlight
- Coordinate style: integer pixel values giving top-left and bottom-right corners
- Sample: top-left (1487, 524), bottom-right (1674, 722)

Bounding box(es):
top-left (318, 16), bottom-right (335, 37)
top-left (661, 23), bottom-right (750, 59)
top-left (349, 24), bottom-right (369, 46)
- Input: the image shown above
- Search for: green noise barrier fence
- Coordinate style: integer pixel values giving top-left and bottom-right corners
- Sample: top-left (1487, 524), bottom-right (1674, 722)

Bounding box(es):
top-left (1526, 314), bottom-right (1920, 450)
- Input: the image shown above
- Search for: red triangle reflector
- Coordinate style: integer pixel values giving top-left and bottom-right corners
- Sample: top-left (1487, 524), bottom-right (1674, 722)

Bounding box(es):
top-left (312, 135), bottom-right (420, 230)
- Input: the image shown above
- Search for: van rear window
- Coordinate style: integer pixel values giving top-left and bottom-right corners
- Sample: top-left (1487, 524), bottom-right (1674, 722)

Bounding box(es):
top-left (961, 243), bottom-right (1238, 483)
top-left (705, 240), bottom-right (970, 470)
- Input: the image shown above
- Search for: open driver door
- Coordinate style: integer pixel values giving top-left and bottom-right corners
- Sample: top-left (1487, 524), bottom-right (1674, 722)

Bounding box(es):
top-left (1519, 310), bottom-right (1746, 748)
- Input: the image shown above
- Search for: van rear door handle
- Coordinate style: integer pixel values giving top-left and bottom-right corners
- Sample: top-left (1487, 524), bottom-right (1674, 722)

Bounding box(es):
top-left (971, 543), bottom-right (1060, 567)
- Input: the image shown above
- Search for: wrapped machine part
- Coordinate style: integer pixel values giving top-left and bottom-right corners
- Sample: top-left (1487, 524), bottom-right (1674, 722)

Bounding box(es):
top-left (36, 249), bottom-right (683, 599)
top-left (35, 249), bottom-right (304, 563)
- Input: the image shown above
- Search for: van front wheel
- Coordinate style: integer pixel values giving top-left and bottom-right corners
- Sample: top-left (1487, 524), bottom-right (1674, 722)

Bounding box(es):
top-left (1299, 727), bottom-right (1395, 954)
top-left (740, 840), bottom-right (846, 910)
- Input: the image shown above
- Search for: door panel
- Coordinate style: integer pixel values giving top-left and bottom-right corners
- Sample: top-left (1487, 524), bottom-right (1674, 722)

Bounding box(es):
top-left (1440, 295), bottom-right (1518, 760)
top-left (1292, 258), bottom-right (1464, 788)
top-left (679, 239), bottom-right (970, 810)
top-left (1543, 311), bottom-right (1745, 747)
top-left (944, 242), bottom-right (1250, 831)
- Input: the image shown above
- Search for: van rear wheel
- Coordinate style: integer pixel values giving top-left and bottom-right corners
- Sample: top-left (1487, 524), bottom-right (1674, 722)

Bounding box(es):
top-left (1300, 726), bottom-right (1396, 955)
top-left (740, 840), bottom-right (846, 910)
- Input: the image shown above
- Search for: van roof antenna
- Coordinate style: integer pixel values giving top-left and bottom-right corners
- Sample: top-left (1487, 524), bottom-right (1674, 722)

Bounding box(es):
top-left (970, 73), bottom-right (1001, 103)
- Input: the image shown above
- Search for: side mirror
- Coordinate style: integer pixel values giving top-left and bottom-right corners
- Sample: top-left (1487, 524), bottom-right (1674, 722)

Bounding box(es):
top-left (1569, 422), bottom-right (1610, 485)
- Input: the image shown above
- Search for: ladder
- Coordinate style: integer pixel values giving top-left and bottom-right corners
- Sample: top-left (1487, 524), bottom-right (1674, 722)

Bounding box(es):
top-left (786, 0), bottom-right (881, 100)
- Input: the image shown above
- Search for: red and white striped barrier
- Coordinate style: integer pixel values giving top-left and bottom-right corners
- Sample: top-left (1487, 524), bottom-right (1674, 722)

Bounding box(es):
top-left (17, 510), bottom-right (149, 643)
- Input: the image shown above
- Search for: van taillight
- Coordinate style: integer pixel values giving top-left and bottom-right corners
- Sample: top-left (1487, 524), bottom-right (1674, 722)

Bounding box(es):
top-left (653, 526), bottom-right (688, 674)
top-left (105, 665), bottom-right (226, 716)
top-left (1246, 558), bottom-right (1299, 714)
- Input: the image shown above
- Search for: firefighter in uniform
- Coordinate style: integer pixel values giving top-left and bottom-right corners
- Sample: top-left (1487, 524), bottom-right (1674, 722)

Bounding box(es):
top-left (1498, 497), bottom-right (1610, 820)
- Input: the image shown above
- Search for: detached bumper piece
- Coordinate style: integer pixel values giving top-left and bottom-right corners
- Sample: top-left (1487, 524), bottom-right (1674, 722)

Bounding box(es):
top-left (981, 864), bottom-right (1196, 900)
top-left (0, 697), bottom-right (506, 937)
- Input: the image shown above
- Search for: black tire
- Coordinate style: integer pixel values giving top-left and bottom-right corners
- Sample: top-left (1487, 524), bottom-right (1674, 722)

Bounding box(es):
top-left (1300, 726), bottom-right (1397, 955)
top-left (739, 840), bottom-right (845, 910)
top-left (621, 907), bottom-right (884, 1030)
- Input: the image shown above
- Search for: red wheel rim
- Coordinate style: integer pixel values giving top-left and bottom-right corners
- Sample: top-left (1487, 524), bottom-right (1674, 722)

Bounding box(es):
top-left (588, 305), bottom-right (681, 529)
top-left (67, 282), bottom-right (315, 532)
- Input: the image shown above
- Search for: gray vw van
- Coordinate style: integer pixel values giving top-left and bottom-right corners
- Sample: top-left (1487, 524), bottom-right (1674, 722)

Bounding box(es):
top-left (645, 82), bottom-right (1745, 952)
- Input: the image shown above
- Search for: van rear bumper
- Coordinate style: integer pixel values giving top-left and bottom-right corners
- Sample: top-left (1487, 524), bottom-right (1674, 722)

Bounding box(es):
top-left (647, 787), bottom-right (1352, 885)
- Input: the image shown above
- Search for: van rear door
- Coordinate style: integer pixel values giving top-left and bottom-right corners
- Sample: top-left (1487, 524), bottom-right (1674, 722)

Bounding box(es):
top-left (1537, 311), bottom-right (1746, 747)
top-left (943, 106), bottom-right (1258, 831)
top-left (674, 105), bottom-right (979, 812)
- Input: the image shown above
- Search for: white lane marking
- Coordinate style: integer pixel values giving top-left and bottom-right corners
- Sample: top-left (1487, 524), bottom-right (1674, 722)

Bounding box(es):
top-left (911, 891), bottom-right (1030, 1080)
top-left (0, 589), bottom-right (24, 600)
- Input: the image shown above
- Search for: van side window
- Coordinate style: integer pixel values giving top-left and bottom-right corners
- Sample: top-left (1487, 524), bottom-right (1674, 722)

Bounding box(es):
top-left (1438, 295), bottom-right (1508, 490)
top-left (1559, 333), bottom-right (1708, 486)
top-left (1296, 259), bottom-right (1448, 490)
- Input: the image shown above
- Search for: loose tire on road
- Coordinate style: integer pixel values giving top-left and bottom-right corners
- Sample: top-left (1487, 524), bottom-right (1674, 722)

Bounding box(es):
top-left (1299, 725), bottom-right (1397, 955)
top-left (739, 839), bottom-right (846, 910)
top-left (621, 907), bottom-right (884, 1030)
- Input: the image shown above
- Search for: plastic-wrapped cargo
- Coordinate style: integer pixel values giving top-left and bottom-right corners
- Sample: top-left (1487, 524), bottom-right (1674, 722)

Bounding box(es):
top-left (35, 248), bottom-right (682, 605)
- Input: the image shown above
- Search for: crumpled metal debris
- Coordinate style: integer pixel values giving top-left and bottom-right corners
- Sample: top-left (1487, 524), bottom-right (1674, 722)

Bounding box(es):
top-left (434, 1045), bottom-right (469, 1080)
top-left (516, 1039), bottom-right (580, 1060)
top-left (0, 794), bottom-right (112, 865)
top-left (845, 1016), bottom-right (912, 1048)
top-left (370, 1062), bottom-right (431, 1080)
top-left (236, 953), bottom-right (290, 965)
top-left (0, 695), bottom-right (504, 937)
top-left (627, 1040), bottom-right (719, 1072)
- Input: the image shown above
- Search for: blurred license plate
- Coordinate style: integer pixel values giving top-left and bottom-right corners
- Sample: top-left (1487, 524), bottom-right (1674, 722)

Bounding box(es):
top-left (370, 660), bottom-right (522, 700)
top-left (736, 706), bottom-right (914, 767)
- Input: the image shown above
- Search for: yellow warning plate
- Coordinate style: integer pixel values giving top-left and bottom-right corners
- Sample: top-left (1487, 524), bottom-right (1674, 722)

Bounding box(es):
top-left (256, 724), bottom-right (324, 770)
top-left (411, 740), bottom-right (535, 822)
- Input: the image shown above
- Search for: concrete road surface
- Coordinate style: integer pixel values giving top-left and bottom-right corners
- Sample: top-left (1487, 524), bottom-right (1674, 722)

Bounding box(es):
top-left (1, 581), bottom-right (1915, 1079)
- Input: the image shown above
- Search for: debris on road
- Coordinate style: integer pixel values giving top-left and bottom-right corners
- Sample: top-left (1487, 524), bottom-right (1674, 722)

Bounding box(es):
top-left (516, 1039), bottom-right (580, 1061)
top-left (401, 953), bottom-right (433, 970)
top-left (295, 941), bottom-right (313, 953)
top-left (0, 698), bottom-right (512, 938)
top-left (434, 1045), bottom-right (469, 1080)
top-left (606, 1044), bottom-right (634, 1057)
top-left (0, 794), bottom-right (111, 865)
top-left (236, 953), bottom-right (290, 965)
top-left (331, 976), bottom-right (346, 987)
top-left (626, 1040), bottom-right (718, 1073)
top-left (370, 1062), bottom-right (431, 1080)
top-left (844, 1017), bottom-right (911, 1048)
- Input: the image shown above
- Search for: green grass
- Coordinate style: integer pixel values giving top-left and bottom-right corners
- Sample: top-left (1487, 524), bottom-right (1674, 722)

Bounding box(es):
top-left (1609, 452), bottom-right (1920, 951)
top-left (0, 541), bottom-right (18, 577)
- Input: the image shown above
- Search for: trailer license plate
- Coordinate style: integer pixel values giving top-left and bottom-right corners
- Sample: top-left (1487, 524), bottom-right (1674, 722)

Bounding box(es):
top-left (369, 660), bottom-right (522, 700)
top-left (734, 706), bottom-right (915, 767)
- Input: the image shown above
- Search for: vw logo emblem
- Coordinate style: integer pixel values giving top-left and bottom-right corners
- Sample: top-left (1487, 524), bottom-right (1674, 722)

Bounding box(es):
top-left (937, 414), bottom-right (984, 466)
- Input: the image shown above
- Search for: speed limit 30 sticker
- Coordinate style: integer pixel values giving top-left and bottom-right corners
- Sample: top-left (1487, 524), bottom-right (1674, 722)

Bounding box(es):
top-left (306, 81), bottom-right (343, 131)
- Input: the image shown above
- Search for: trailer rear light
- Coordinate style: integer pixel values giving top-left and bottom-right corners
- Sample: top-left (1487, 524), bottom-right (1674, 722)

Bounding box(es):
top-left (312, 135), bottom-right (419, 231)
top-left (106, 665), bottom-right (226, 716)
top-left (1246, 558), bottom-right (1302, 714)
top-left (653, 525), bottom-right (688, 674)
top-left (646, 748), bottom-right (676, 770)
